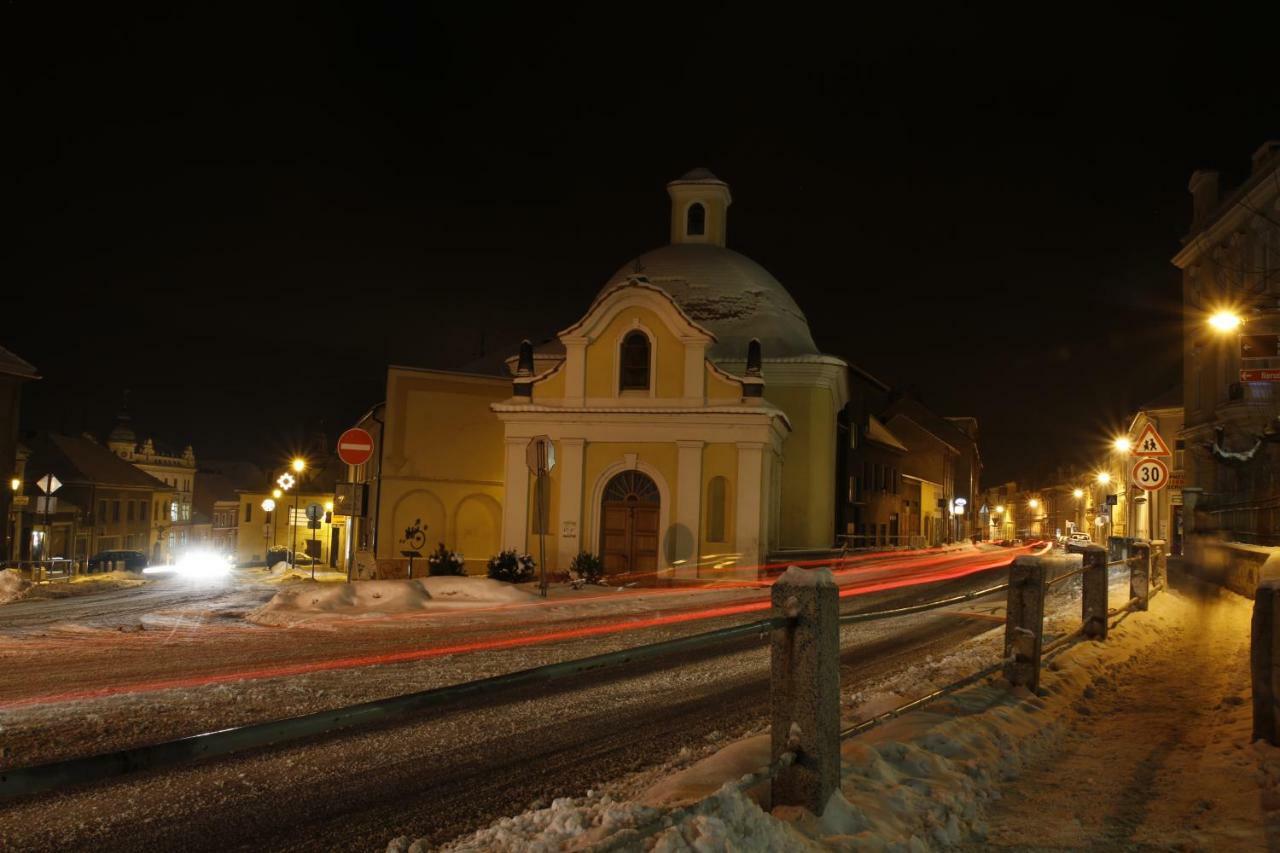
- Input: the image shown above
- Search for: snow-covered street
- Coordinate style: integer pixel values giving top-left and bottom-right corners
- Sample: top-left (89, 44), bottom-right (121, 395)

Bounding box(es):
top-left (0, 548), bottom-right (1020, 851)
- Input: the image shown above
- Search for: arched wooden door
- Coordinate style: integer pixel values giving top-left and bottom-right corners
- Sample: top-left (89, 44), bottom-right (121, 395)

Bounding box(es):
top-left (600, 471), bottom-right (660, 575)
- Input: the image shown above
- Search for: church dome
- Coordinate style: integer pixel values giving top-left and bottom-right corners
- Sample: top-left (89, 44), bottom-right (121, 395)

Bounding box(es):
top-left (602, 244), bottom-right (819, 360)
top-left (600, 171), bottom-right (820, 360)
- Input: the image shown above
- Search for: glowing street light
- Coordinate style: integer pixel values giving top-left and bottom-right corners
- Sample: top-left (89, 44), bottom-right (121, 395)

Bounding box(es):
top-left (291, 458), bottom-right (306, 474)
top-left (272, 488), bottom-right (283, 499)
top-left (995, 504), bottom-right (1005, 514)
top-left (324, 501), bottom-right (334, 513)
top-left (1073, 488), bottom-right (1084, 499)
top-left (1208, 310), bottom-right (1243, 333)
top-left (261, 498), bottom-right (276, 513)
top-left (1096, 471), bottom-right (1111, 485)
top-left (9, 477), bottom-right (19, 492)
top-left (1028, 498), bottom-right (1039, 509)
top-left (1114, 437), bottom-right (1132, 453)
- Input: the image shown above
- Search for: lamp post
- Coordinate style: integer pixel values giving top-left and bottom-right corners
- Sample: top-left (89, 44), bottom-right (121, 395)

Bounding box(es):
top-left (290, 459), bottom-right (305, 569)
top-left (1096, 470), bottom-right (1112, 543)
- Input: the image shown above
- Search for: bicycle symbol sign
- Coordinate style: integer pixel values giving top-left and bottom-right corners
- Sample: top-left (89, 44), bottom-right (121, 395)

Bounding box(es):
top-left (1131, 457), bottom-right (1170, 491)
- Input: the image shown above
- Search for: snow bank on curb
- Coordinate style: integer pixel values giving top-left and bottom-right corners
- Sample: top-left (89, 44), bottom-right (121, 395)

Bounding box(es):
top-left (248, 576), bottom-right (539, 625)
top-left (1, 569), bottom-right (31, 604)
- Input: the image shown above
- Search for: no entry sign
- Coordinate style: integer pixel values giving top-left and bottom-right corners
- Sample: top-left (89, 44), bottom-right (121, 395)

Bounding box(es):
top-left (337, 427), bottom-right (375, 466)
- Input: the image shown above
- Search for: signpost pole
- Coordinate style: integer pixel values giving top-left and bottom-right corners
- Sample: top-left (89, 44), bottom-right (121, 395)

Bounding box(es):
top-left (537, 468), bottom-right (547, 598)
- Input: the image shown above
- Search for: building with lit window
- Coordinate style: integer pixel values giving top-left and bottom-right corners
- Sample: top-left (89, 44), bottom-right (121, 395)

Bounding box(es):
top-left (106, 408), bottom-right (197, 562)
top-left (1176, 141), bottom-right (1279, 548)
top-left (14, 432), bottom-right (167, 565)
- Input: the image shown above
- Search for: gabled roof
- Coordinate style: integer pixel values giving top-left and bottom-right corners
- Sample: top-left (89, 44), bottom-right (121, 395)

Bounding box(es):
top-left (883, 413), bottom-right (960, 456)
top-left (25, 433), bottom-right (168, 490)
top-left (865, 415), bottom-right (909, 453)
top-left (0, 346), bottom-right (39, 380)
top-left (880, 395), bottom-right (976, 452)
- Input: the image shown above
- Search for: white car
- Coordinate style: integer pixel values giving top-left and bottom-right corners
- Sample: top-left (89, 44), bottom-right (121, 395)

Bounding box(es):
top-left (1066, 532), bottom-right (1092, 548)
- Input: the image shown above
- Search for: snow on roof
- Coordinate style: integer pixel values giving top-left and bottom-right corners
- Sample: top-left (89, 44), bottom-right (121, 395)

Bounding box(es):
top-left (0, 346), bottom-right (39, 380)
top-left (601, 244), bottom-right (820, 360)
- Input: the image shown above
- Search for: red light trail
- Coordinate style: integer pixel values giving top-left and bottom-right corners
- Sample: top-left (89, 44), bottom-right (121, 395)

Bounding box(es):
top-left (0, 547), bottom-right (1036, 710)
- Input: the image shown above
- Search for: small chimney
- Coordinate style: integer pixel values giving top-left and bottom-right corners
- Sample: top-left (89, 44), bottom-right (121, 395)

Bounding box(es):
top-left (513, 340), bottom-right (535, 398)
top-left (1252, 140), bottom-right (1280, 176)
top-left (742, 338), bottom-right (764, 399)
top-left (1188, 169), bottom-right (1220, 231)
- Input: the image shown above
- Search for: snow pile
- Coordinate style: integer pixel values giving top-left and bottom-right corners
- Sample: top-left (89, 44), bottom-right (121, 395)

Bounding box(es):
top-left (249, 576), bottom-right (539, 625)
top-left (1, 568), bottom-right (31, 604)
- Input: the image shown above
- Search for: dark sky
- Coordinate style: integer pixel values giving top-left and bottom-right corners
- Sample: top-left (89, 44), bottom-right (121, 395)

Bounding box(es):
top-left (9, 7), bottom-right (1278, 483)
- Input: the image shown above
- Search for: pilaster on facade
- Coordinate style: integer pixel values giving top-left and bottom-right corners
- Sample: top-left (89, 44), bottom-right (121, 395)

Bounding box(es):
top-left (734, 440), bottom-right (766, 577)
top-left (556, 437), bottom-right (586, 564)
top-left (502, 436), bottom-right (530, 552)
top-left (674, 440), bottom-right (705, 579)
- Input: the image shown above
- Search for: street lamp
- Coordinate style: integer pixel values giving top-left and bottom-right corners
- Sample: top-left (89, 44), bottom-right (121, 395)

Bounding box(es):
top-left (1073, 488), bottom-right (1084, 499)
top-left (1096, 471), bottom-right (1111, 485)
top-left (9, 477), bottom-right (19, 492)
top-left (261, 498), bottom-right (276, 558)
top-left (1208, 310), bottom-right (1243, 333)
top-left (1114, 437), bottom-right (1132, 454)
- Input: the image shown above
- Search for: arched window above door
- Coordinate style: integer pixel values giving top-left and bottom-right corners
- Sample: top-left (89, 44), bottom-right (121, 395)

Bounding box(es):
top-left (619, 331), bottom-right (651, 391)
top-left (603, 470), bottom-right (659, 504)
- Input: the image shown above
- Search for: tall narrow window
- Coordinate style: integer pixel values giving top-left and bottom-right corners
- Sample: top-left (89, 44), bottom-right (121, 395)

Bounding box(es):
top-left (620, 331), bottom-right (651, 391)
top-left (686, 202), bottom-right (706, 236)
top-left (707, 476), bottom-right (727, 542)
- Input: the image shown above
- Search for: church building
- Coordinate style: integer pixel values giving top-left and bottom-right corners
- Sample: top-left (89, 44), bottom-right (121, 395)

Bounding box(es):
top-left (363, 170), bottom-right (851, 579)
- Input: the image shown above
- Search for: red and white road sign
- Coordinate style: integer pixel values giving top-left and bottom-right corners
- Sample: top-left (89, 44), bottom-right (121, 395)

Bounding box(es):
top-left (1131, 457), bottom-right (1171, 491)
top-left (1132, 423), bottom-right (1171, 457)
top-left (337, 428), bottom-right (375, 466)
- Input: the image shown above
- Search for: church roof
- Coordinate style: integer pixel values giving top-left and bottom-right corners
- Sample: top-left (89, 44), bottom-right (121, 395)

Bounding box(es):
top-left (600, 244), bottom-right (820, 360)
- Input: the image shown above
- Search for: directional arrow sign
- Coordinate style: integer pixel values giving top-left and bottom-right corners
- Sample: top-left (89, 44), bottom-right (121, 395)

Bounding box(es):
top-left (1132, 423), bottom-right (1171, 457)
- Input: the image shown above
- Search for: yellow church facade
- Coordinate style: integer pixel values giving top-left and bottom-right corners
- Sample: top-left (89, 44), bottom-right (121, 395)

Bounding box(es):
top-left (368, 170), bottom-right (849, 579)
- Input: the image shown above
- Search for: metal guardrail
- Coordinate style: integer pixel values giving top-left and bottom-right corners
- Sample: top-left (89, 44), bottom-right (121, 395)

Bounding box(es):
top-left (839, 580), bottom-right (1009, 626)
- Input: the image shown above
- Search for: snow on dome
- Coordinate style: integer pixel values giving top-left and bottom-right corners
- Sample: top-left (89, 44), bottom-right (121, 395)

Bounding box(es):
top-left (670, 167), bottom-right (726, 185)
top-left (602, 243), bottom-right (820, 359)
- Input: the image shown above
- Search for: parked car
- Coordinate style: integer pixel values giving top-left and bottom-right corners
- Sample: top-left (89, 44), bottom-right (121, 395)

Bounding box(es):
top-left (1066, 532), bottom-right (1093, 549)
top-left (87, 549), bottom-right (149, 573)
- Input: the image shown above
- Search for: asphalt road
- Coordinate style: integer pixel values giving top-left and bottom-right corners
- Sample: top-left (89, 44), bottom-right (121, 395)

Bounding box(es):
top-left (0, 574), bottom-right (270, 632)
top-left (0, 564), bottom-right (1014, 852)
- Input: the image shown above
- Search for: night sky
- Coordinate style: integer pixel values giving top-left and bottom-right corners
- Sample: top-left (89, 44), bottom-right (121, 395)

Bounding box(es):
top-left (9, 7), bottom-right (1278, 484)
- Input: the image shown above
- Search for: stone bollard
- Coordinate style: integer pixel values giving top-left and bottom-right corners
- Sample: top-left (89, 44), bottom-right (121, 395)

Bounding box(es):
top-left (1081, 544), bottom-right (1108, 640)
top-left (1252, 580), bottom-right (1280, 745)
top-left (1130, 540), bottom-right (1151, 611)
top-left (770, 566), bottom-right (839, 814)
top-left (1003, 555), bottom-right (1046, 691)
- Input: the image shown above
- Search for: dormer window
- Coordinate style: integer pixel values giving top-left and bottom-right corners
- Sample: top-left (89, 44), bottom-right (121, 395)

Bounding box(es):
top-left (686, 202), bottom-right (706, 236)
top-left (620, 331), bottom-right (651, 391)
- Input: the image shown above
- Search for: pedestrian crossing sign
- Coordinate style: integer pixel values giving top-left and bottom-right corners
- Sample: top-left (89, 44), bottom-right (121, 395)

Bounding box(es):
top-left (1132, 423), bottom-right (1171, 457)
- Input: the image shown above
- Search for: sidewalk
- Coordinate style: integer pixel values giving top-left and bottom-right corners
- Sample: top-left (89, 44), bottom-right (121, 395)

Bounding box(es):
top-left (971, 568), bottom-right (1280, 851)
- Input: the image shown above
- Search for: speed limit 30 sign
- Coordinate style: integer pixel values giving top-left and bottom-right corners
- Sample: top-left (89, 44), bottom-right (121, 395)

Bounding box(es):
top-left (1131, 457), bottom-right (1171, 491)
